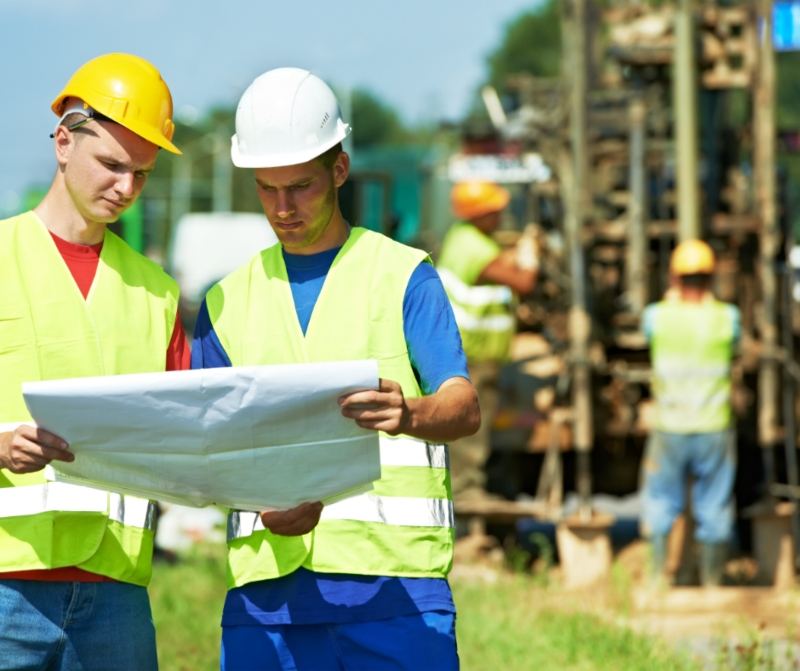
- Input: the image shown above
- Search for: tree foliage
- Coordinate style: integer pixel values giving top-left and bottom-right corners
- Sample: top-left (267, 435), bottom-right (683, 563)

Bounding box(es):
top-left (350, 88), bottom-right (408, 148)
top-left (486, 0), bottom-right (561, 89)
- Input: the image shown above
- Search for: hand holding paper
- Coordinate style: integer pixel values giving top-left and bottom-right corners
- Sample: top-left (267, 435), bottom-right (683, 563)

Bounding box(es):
top-left (0, 424), bottom-right (73, 474)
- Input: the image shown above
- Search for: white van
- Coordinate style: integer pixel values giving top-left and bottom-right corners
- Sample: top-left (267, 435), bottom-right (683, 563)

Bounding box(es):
top-left (167, 212), bottom-right (278, 327)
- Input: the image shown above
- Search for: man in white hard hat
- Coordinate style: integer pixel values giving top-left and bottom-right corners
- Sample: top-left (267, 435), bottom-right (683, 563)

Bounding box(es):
top-left (192, 67), bottom-right (479, 670)
top-left (0, 53), bottom-right (188, 670)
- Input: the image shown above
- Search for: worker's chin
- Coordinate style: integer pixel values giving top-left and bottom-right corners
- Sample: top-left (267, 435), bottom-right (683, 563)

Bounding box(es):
top-left (275, 230), bottom-right (310, 250)
top-left (93, 204), bottom-right (126, 224)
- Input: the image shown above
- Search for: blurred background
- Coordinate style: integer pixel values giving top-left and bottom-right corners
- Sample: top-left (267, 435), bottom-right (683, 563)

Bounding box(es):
top-left (8, 1), bottom-right (800, 666)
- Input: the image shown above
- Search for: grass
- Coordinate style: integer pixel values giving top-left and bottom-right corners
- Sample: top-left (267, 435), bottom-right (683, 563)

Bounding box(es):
top-left (148, 541), bottom-right (700, 671)
top-left (150, 544), bottom-right (227, 671)
top-left (452, 574), bottom-right (697, 671)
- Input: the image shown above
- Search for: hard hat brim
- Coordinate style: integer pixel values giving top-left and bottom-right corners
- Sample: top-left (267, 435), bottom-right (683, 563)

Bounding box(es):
top-left (230, 124), bottom-right (350, 168)
top-left (51, 92), bottom-right (182, 155)
top-left (452, 188), bottom-right (510, 220)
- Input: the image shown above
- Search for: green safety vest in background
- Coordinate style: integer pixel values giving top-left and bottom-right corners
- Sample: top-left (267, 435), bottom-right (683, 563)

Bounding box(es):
top-left (0, 212), bottom-right (179, 585)
top-left (437, 221), bottom-right (514, 363)
top-left (647, 299), bottom-right (739, 433)
top-left (207, 227), bottom-right (455, 589)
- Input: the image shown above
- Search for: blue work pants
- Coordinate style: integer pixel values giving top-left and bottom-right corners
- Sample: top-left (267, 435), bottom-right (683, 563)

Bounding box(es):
top-left (221, 611), bottom-right (458, 671)
top-left (640, 429), bottom-right (736, 544)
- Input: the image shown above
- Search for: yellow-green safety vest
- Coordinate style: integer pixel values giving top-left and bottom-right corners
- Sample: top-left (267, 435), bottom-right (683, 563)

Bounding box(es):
top-left (207, 227), bottom-right (455, 589)
top-left (648, 299), bottom-right (739, 433)
top-left (437, 221), bottom-right (514, 362)
top-left (0, 212), bottom-right (179, 585)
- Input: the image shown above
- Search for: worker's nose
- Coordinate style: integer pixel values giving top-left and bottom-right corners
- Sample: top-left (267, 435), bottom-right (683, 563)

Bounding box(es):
top-left (115, 171), bottom-right (136, 199)
top-left (275, 190), bottom-right (295, 219)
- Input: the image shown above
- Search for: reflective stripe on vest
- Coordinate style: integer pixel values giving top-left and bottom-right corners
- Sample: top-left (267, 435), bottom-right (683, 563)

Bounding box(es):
top-left (208, 228), bottom-right (454, 586)
top-left (447, 301), bottom-right (516, 333)
top-left (228, 436), bottom-right (452, 541)
top-left (437, 225), bottom-right (514, 362)
top-left (229, 495), bottom-right (453, 542)
top-left (649, 299), bottom-right (737, 433)
top-left (379, 436), bottom-right (448, 469)
top-left (0, 212), bottom-right (177, 585)
top-left (0, 482), bottom-right (156, 529)
top-left (437, 267), bottom-right (512, 307)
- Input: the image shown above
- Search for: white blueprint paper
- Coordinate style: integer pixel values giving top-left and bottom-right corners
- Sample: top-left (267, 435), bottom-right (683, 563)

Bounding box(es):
top-left (21, 360), bottom-right (380, 510)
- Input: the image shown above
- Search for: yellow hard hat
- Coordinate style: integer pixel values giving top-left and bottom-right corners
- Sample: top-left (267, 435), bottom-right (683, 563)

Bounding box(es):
top-left (51, 53), bottom-right (181, 154)
top-left (451, 181), bottom-right (510, 220)
top-left (670, 239), bottom-right (715, 275)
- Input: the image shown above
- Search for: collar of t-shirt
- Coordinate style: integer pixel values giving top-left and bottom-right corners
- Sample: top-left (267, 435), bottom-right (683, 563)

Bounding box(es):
top-left (49, 231), bottom-right (103, 300)
top-left (282, 246), bottom-right (342, 335)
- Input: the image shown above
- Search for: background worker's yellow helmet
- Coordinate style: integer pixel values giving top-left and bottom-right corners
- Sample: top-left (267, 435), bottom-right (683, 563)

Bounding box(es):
top-left (670, 239), bottom-right (715, 275)
top-left (451, 181), bottom-right (510, 220)
top-left (51, 53), bottom-right (181, 154)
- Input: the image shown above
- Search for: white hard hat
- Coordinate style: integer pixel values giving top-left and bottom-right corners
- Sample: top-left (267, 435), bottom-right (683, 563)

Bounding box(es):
top-left (231, 67), bottom-right (351, 168)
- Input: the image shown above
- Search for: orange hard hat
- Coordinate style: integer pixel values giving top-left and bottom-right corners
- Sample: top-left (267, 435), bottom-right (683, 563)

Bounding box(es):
top-left (670, 239), bottom-right (715, 275)
top-left (450, 181), bottom-right (510, 220)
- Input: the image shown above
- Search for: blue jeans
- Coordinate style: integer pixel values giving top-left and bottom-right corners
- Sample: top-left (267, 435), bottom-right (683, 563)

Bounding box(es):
top-left (221, 612), bottom-right (459, 671)
top-left (640, 429), bottom-right (736, 544)
top-left (0, 580), bottom-right (157, 671)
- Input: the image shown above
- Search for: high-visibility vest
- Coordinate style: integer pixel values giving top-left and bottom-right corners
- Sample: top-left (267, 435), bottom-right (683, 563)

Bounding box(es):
top-left (207, 228), bottom-right (455, 588)
top-left (0, 212), bottom-right (179, 585)
top-left (648, 299), bottom-right (739, 433)
top-left (437, 222), bottom-right (514, 362)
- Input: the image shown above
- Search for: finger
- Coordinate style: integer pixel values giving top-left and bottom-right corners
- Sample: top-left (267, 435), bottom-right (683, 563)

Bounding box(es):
top-left (14, 436), bottom-right (74, 464)
top-left (261, 503), bottom-right (322, 535)
top-left (34, 427), bottom-right (69, 450)
top-left (338, 379), bottom-right (396, 406)
top-left (353, 419), bottom-right (401, 434)
top-left (261, 502), bottom-right (321, 526)
top-left (267, 520), bottom-right (312, 536)
top-left (40, 444), bottom-right (75, 463)
top-left (340, 400), bottom-right (382, 412)
top-left (18, 425), bottom-right (69, 450)
top-left (341, 405), bottom-right (396, 422)
top-left (339, 389), bottom-right (380, 407)
top-left (377, 378), bottom-right (401, 393)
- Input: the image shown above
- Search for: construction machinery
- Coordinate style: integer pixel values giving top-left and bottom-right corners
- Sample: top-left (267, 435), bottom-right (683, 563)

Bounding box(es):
top-left (440, 0), bottom-right (800, 586)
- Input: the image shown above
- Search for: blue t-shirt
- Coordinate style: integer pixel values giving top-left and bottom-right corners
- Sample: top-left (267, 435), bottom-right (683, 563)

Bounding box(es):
top-left (192, 245), bottom-right (468, 626)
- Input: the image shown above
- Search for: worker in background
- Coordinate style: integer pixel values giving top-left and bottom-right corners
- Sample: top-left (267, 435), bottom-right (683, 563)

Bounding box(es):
top-left (640, 239), bottom-right (740, 587)
top-left (0, 53), bottom-right (188, 670)
top-left (191, 67), bottom-right (479, 671)
top-left (437, 181), bottom-right (539, 502)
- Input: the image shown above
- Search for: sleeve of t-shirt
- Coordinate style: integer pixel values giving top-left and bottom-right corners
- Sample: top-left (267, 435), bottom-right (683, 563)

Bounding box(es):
top-left (403, 262), bottom-right (470, 394)
top-left (191, 300), bottom-right (233, 369)
top-left (165, 313), bottom-right (191, 371)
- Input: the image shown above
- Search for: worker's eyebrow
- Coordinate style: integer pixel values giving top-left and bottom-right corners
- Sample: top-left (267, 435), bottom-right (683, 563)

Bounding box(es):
top-left (255, 175), bottom-right (313, 189)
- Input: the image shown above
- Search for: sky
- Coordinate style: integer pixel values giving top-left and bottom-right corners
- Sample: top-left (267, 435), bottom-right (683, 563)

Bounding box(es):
top-left (0, 0), bottom-right (543, 213)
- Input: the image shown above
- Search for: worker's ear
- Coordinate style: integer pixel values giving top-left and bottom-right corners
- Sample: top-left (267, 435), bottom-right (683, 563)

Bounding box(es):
top-left (53, 124), bottom-right (76, 169)
top-left (333, 151), bottom-right (349, 188)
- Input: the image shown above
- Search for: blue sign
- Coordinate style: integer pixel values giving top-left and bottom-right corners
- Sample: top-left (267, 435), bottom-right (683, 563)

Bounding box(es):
top-left (775, 1), bottom-right (800, 51)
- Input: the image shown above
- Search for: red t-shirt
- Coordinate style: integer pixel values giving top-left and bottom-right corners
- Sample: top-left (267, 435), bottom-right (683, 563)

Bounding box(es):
top-left (3, 232), bottom-right (190, 582)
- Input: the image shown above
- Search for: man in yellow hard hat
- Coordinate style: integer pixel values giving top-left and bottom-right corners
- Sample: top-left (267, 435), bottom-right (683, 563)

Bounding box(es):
top-left (192, 67), bottom-right (479, 670)
top-left (0, 53), bottom-right (187, 670)
top-left (640, 239), bottom-right (740, 586)
top-left (437, 181), bottom-right (539, 502)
